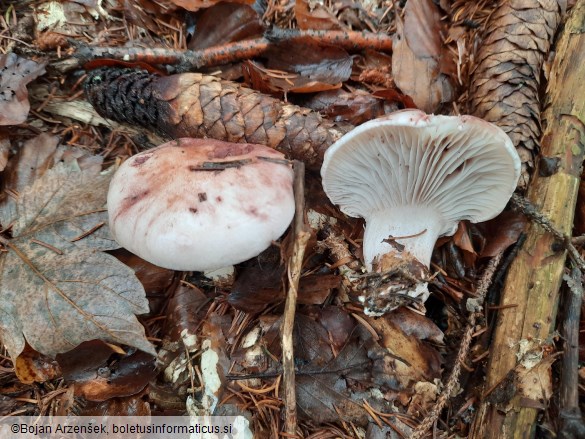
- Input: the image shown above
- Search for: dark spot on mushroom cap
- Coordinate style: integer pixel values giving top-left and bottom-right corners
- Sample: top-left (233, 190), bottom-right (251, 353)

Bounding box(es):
top-left (216, 196), bottom-right (222, 202)
top-left (114, 189), bottom-right (150, 221)
top-left (207, 141), bottom-right (254, 159)
top-left (247, 207), bottom-right (269, 222)
top-left (131, 154), bottom-right (153, 167)
top-left (189, 207), bottom-right (198, 213)
top-left (198, 192), bottom-right (207, 202)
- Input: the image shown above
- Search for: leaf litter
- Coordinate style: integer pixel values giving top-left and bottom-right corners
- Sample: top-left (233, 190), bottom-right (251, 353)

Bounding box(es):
top-left (0, 149), bottom-right (154, 360)
top-left (1, 0), bottom-right (576, 436)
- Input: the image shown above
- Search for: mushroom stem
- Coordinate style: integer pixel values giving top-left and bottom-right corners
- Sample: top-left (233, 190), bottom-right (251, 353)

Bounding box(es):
top-left (363, 206), bottom-right (444, 271)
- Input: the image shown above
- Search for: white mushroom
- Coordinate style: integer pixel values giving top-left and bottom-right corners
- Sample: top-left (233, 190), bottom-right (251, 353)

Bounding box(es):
top-left (321, 109), bottom-right (521, 313)
top-left (108, 138), bottom-right (295, 271)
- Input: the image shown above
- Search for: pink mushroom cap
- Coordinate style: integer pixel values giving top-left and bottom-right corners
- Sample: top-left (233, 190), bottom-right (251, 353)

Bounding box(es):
top-left (107, 138), bottom-right (295, 271)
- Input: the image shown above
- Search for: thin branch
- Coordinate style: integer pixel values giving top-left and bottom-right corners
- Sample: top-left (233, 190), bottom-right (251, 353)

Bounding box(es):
top-left (281, 160), bottom-right (310, 437)
top-left (410, 253), bottom-right (503, 439)
top-left (55, 28), bottom-right (393, 73)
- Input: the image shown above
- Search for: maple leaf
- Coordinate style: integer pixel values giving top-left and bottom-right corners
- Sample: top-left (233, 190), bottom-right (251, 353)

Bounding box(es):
top-left (0, 53), bottom-right (46, 126)
top-left (0, 160), bottom-right (155, 360)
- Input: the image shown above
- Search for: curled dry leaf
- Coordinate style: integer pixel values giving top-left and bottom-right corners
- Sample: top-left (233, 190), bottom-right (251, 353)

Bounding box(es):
top-left (188, 2), bottom-right (264, 50)
top-left (0, 160), bottom-right (154, 360)
top-left (164, 282), bottom-right (208, 344)
top-left (0, 53), bottom-right (46, 126)
top-left (303, 89), bottom-right (386, 125)
top-left (392, 0), bottom-right (454, 112)
top-left (242, 42), bottom-right (353, 94)
top-left (57, 342), bottom-right (157, 402)
top-left (468, 0), bottom-right (564, 189)
top-left (15, 346), bottom-right (61, 384)
top-left (385, 307), bottom-right (444, 345)
top-left (477, 211), bottom-right (528, 257)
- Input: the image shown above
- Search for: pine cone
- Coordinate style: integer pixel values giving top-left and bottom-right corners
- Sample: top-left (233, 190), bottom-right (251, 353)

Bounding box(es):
top-left (468, 0), bottom-right (563, 189)
top-left (84, 68), bottom-right (349, 169)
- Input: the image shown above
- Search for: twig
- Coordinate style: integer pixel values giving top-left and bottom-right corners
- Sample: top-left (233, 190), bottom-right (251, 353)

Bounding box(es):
top-left (558, 267), bottom-right (585, 438)
top-left (410, 253), bottom-right (503, 439)
top-left (56, 28), bottom-right (393, 73)
top-left (511, 193), bottom-right (585, 272)
top-left (281, 160), bottom-right (310, 437)
top-left (264, 28), bottom-right (394, 52)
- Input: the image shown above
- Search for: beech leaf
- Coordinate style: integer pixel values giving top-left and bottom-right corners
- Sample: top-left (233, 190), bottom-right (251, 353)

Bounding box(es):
top-left (0, 161), bottom-right (154, 359)
top-left (392, 0), bottom-right (451, 112)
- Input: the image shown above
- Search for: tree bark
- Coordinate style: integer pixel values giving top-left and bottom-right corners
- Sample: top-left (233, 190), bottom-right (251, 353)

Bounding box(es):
top-left (469, 2), bottom-right (585, 438)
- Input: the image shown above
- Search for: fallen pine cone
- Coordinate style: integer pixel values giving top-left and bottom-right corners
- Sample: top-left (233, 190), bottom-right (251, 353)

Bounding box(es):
top-left (468, 0), bottom-right (563, 189)
top-left (84, 68), bottom-right (349, 169)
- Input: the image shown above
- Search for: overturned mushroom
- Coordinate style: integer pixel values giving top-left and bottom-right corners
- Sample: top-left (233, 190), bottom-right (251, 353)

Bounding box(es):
top-left (321, 109), bottom-right (521, 315)
top-left (108, 138), bottom-right (295, 271)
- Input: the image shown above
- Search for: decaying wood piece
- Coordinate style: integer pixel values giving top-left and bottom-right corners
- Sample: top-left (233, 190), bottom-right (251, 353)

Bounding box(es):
top-left (559, 268), bottom-right (585, 438)
top-left (84, 68), bottom-right (349, 169)
top-left (469, 2), bottom-right (585, 437)
top-left (468, 0), bottom-right (565, 189)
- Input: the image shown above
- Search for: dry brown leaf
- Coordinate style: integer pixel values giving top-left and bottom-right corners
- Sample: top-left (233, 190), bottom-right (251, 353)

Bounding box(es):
top-left (367, 315), bottom-right (442, 387)
top-left (385, 307), bottom-right (444, 345)
top-left (228, 248), bottom-right (284, 313)
top-left (478, 211), bottom-right (528, 257)
top-left (0, 160), bottom-right (154, 360)
top-left (452, 222), bottom-right (476, 255)
top-left (112, 249), bottom-right (175, 298)
top-left (242, 42), bottom-right (352, 95)
top-left (245, 313), bottom-right (408, 425)
top-left (303, 89), bottom-right (386, 125)
top-left (316, 306), bottom-right (354, 351)
top-left (468, 0), bottom-right (564, 189)
top-left (392, 0), bottom-right (453, 112)
top-left (164, 282), bottom-right (208, 343)
top-left (80, 389), bottom-right (151, 416)
top-left (187, 2), bottom-right (264, 50)
top-left (58, 342), bottom-right (157, 401)
top-left (0, 53), bottom-right (46, 126)
top-left (290, 316), bottom-right (370, 424)
top-left (122, 0), bottom-right (179, 34)
top-left (170, 0), bottom-right (254, 11)
top-left (295, 0), bottom-right (341, 30)
top-left (14, 346), bottom-right (61, 384)
top-left (1, 133), bottom-right (59, 197)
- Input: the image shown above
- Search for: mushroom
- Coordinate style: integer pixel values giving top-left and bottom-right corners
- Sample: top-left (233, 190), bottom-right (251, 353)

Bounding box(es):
top-left (107, 138), bottom-right (295, 271)
top-left (321, 109), bottom-right (521, 314)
